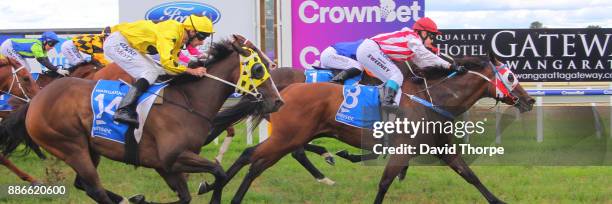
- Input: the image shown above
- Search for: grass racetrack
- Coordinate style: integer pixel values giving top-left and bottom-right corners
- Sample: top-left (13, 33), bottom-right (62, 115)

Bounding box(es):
top-left (0, 122), bottom-right (610, 203)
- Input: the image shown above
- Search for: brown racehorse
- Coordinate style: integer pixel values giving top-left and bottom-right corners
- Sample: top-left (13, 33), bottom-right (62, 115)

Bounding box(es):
top-left (92, 62), bottom-right (133, 83)
top-left (0, 36), bottom-right (284, 204)
top-left (0, 57), bottom-right (42, 185)
top-left (205, 53), bottom-right (535, 203)
top-left (36, 61), bottom-right (102, 88)
top-left (3, 61), bottom-right (104, 118)
top-left (205, 66), bottom-right (391, 184)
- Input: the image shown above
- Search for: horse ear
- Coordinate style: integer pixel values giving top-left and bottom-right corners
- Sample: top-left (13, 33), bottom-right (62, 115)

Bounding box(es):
top-left (488, 50), bottom-right (502, 66)
top-left (230, 35), bottom-right (250, 57)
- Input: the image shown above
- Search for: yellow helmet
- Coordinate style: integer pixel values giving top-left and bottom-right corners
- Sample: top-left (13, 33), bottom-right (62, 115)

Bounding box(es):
top-left (183, 14), bottom-right (214, 33)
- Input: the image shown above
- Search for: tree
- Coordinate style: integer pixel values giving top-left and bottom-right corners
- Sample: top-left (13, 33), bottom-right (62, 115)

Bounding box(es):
top-left (586, 25), bottom-right (601, 29)
top-left (530, 21), bottom-right (544, 29)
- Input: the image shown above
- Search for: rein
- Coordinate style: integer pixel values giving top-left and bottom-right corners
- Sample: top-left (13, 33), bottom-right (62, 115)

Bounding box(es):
top-left (402, 61), bottom-right (517, 119)
top-left (121, 44), bottom-right (270, 123)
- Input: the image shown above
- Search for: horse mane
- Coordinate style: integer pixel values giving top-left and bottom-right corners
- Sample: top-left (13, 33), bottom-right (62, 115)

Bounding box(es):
top-left (170, 39), bottom-right (236, 85)
top-left (413, 56), bottom-right (488, 81)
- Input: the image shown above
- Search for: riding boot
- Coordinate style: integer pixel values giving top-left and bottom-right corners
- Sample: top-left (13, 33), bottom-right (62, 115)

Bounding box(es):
top-left (381, 81), bottom-right (399, 111)
top-left (113, 78), bottom-right (150, 126)
top-left (330, 67), bottom-right (362, 84)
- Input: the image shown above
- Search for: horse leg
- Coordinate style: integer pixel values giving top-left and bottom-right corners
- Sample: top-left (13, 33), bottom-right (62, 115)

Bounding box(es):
top-left (374, 154), bottom-right (411, 204)
top-left (64, 150), bottom-right (115, 204)
top-left (397, 166), bottom-right (409, 181)
top-left (230, 153), bottom-right (284, 204)
top-left (303, 143), bottom-right (335, 165)
top-left (291, 147), bottom-right (335, 185)
top-left (198, 144), bottom-right (258, 197)
top-left (335, 150), bottom-right (379, 163)
top-left (438, 153), bottom-right (505, 204)
top-left (169, 151), bottom-right (225, 204)
top-left (129, 169), bottom-right (190, 204)
top-left (0, 153), bottom-right (41, 185)
top-left (73, 152), bottom-right (125, 203)
top-left (214, 128), bottom-right (235, 164)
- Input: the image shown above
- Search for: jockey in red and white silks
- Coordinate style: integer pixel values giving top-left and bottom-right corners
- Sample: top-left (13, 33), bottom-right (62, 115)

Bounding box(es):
top-left (355, 17), bottom-right (463, 109)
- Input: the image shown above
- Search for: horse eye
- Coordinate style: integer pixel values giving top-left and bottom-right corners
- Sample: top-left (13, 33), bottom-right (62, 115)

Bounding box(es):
top-left (251, 64), bottom-right (264, 79)
top-left (21, 77), bottom-right (30, 82)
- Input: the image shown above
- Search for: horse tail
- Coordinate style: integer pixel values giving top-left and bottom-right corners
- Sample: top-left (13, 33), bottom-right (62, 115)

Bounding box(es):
top-left (0, 103), bottom-right (46, 159)
top-left (204, 97), bottom-right (262, 145)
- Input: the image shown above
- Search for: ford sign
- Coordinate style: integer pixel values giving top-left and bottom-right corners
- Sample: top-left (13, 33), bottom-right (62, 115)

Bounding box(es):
top-left (145, 2), bottom-right (221, 24)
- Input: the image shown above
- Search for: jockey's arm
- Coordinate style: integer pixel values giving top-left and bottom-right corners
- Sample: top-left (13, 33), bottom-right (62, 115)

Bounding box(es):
top-left (407, 35), bottom-right (451, 69)
top-left (156, 35), bottom-right (187, 75)
top-left (36, 57), bottom-right (59, 71)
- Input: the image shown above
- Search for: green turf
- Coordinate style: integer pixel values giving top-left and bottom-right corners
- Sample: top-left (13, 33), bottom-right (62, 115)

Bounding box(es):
top-left (0, 122), bottom-right (610, 204)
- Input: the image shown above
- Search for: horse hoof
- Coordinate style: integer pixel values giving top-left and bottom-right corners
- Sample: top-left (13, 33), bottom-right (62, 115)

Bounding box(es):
top-left (128, 194), bottom-right (146, 204)
top-left (197, 181), bottom-right (212, 195)
top-left (316, 177), bottom-right (335, 186)
top-left (325, 156), bottom-right (335, 166)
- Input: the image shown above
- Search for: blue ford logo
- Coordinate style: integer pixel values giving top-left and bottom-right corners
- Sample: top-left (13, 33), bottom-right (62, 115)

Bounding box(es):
top-left (145, 1), bottom-right (221, 24)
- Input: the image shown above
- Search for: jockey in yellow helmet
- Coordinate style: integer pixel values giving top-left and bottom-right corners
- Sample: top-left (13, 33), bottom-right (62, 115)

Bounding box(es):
top-left (104, 14), bottom-right (214, 125)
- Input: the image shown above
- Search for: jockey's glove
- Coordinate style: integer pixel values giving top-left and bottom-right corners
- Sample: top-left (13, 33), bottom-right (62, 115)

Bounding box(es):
top-left (56, 69), bottom-right (69, 76)
top-left (450, 63), bottom-right (467, 75)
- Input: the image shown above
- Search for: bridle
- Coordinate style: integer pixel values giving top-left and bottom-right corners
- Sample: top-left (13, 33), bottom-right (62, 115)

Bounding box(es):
top-left (1, 65), bottom-right (32, 102)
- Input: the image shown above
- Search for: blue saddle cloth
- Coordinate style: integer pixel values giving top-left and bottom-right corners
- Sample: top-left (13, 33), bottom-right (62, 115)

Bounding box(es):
top-left (90, 80), bottom-right (167, 144)
top-left (304, 68), bottom-right (360, 85)
top-left (335, 85), bottom-right (381, 129)
top-left (0, 73), bottom-right (40, 111)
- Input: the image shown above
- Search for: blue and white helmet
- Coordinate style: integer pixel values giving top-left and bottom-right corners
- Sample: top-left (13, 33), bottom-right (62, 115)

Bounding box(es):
top-left (39, 31), bottom-right (59, 44)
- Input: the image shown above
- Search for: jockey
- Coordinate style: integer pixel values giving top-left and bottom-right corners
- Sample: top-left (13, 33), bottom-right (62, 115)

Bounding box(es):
top-left (355, 17), bottom-right (465, 109)
top-left (0, 31), bottom-right (67, 76)
top-left (320, 39), bottom-right (365, 84)
top-left (60, 28), bottom-right (111, 68)
top-left (104, 14), bottom-right (213, 125)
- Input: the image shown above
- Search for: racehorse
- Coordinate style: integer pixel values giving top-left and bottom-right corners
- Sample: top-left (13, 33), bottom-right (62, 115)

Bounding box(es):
top-left (0, 56), bottom-right (42, 185)
top-left (36, 61), bottom-right (102, 88)
top-left (205, 53), bottom-right (535, 203)
top-left (0, 35), bottom-right (284, 204)
top-left (206, 65), bottom-right (412, 185)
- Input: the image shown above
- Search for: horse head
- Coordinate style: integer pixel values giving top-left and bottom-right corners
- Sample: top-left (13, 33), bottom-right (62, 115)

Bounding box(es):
top-left (450, 52), bottom-right (535, 113)
top-left (186, 35), bottom-right (283, 115)
top-left (0, 57), bottom-right (39, 102)
top-left (228, 34), bottom-right (283, 114)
